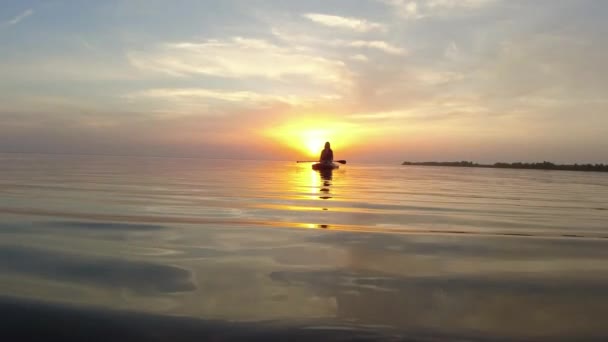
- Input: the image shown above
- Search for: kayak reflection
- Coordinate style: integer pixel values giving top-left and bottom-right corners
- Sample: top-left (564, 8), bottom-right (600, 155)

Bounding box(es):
top-left (319, 168), bottom-right (332, 181)
top-left (318, 169), bottom-right (332, 200)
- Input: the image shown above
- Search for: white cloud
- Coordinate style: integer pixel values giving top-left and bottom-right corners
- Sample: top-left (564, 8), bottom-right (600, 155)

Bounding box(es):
top-left (427, 0), bottom-right (494, 9)
top-left (381, 0), bottom-right (495, 19)
top-left (350, 54), bottom-right (369, 62)
top-left (347, 40), bottom-right (406, 55)
top-left (404, 2), bottom-right (422, 18)
top-left (380, 0), bottom-right (420, 18)
top-left (347, 97), bottom-right (489, 123)
top-left (348, 110), bottom-right (407, 120)
top-left (128, 37), bottom-right (350, 87)
top-left (2, 9), bottom-right (33, 27)
top-left (124, 88), bottom-right (341, 116)
top-left (272, 28), bottom-right (407, 56)
top-left (303, 13), bottom-right (386, 32)
top-left (382, 1), bottom-right (424, 19)
top-left (127, 88), bottom-right (304, 105)
top-left (415, 69), bottom-right (464, 85)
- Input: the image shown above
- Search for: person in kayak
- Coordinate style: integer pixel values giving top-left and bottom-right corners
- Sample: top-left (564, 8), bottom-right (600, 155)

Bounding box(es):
top-left (319, 142), bottom-right (334, 163)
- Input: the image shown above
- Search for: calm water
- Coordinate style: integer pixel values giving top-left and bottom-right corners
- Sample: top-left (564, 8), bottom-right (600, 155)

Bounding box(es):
top-left (1, 153), bottom-right (608, 340)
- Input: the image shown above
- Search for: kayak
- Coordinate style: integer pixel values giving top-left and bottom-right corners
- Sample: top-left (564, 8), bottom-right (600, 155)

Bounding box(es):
top-left (312, 162), bottom-right (339, 171)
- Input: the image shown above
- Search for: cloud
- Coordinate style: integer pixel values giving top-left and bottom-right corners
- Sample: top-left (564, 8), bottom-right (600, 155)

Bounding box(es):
top-left (127, 88), bottom-right (340, 108)
top-left (350, 54), bottom-right (369, 62)
top-left (303, 13), bottom-right (386, 32)
top-left (381, 0), bottom-right (495, 19)
top-left (427, 0), bottom-right (494, 9)
top-left (271, 28), bottom-right (407, 56)
top-left (386, 1), bottom-right (424, 19)
top-left (128, 37), bottom-right (351, 88)
top-left (346, 95), bottom-right (489, 124)
top-left (1, 58), bottom-right (143, 82)
top-left (2, 9), bottom-right (33, 27)
top-left (347, 40), bottom-right (407, 55)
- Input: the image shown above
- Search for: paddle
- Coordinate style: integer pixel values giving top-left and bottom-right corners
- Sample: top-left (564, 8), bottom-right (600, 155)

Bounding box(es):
top-left (297, 160), bottom-right (347, 164)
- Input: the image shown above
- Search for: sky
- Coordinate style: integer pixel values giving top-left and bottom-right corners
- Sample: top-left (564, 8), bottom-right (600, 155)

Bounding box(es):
top-left (1, 0), bottom-right (607, 163)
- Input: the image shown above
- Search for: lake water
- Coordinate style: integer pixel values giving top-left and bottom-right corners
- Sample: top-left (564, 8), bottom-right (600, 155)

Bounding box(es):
top-left (1, 153), bottom-right (608, 341)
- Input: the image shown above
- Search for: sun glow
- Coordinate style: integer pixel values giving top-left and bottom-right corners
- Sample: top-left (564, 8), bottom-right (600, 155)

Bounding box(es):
top-left (264, 120), bottom-right (357, 157)
top-left (302, 131), bottom-right (328, 156)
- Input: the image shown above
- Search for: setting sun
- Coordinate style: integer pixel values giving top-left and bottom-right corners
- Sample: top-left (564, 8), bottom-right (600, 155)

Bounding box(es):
top-left (264, 120), bottom-right (358, 157)
top-left (302, 131), bottom-right (328, 156)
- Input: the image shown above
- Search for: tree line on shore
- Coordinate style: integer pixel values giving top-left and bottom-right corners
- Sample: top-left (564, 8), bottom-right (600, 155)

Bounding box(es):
top-left (401, 161), bottom-right (608, 172)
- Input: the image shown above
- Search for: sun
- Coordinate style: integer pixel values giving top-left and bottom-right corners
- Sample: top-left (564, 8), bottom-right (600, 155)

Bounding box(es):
top-left (304, 139), bottom-right (323, 157)
top-left (263, 119), bottom-right (356, 157)
top-left (302, 131), bottom-right (327, 157)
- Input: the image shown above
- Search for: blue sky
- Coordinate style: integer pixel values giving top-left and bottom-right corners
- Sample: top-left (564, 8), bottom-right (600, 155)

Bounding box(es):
top-left (1, 0), bottom-right (607, 162)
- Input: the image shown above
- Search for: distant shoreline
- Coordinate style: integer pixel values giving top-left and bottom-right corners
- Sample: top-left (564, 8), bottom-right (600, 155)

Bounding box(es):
top-left (401, 161), bottom-right (608, 173)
